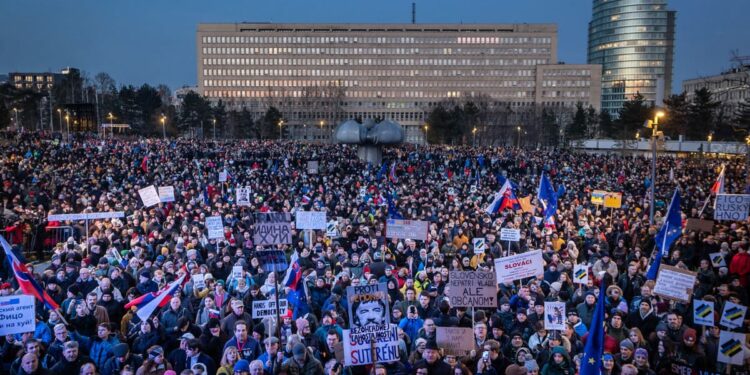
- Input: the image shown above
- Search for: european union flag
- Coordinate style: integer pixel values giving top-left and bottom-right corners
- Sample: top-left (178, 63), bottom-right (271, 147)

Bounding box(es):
top-left (386, 193), bottom-right (403, 220)
top-left (580, 280), bottom-right (607, 375)
top-left (646, 189), bottom-right (682, 280)
top-left (537, 173), bottom-right (559, 226)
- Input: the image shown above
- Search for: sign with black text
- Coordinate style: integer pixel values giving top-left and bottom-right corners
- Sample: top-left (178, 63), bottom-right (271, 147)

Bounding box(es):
top-left (386, 219), bottom-right (429, 241)
top-left (0, 295), bottom-right (35, 336)
top-left (714, 194), bottom-right (750, 221)
top-left (252, 299), bottom-right (288, 319)
top-left (253, 212), bottom-right (293, 245)
top-left (447, 271), bottom-right (497, 308)
top-left (494, 250), bottom-right (544, 284)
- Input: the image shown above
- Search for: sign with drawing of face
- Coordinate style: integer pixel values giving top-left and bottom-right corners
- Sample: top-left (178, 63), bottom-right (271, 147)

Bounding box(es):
top-left (346, 283), bottom-right (390, 333)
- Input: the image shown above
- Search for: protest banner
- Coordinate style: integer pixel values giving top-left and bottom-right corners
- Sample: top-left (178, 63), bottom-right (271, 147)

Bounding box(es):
top-left (347, 283), bottom-right (390, 330)
top-left (252, 299), bottom-right (288, 319)
top-left (48, 211), bottom-right (125, 221)
top-left (326, 220), bottom-right (339, 238)
top-left (718, 331), bottom-right (745, 365)
top-left (591, 190), bottom-right (607, 205)
top-left (709, 252), bottom-right (727, 268)
top-left (603, 192), bottom-right (623, 208)
top-left (720, 302), bottom-right (747, 330)
top-left (494, 250), bottom-right (544, 284)
top-left (236, 187), bottom-right (252, 206)
top-left (544, 302), bottom-right (566, 331)
top-left (447, 271), bottom-right (497, 308)
top-left (573, 264), bottom-right (589, 284)
top-left (473, 237), bottom-right (486, 254)
top-left (0, 295), bottom-right (35, 336)
top-left (436, 327), bottom-right (475, 356)
top-left (219, 171), bottom-right (228, 182)
top-left (343, 325), bottom-right (400, 366)
top-left (138, 185), bottom-right (161, 207)
top-left (714, 194), bottom-right (750, 221)
top-left (386, 219), bottom-right (429, 241)
top-left (693, 299), bottom-right (715, 327)
top-left (253, 212), bottom-right (293, 245)
top-left (192, 274), bottom-right (206, 290)
top-left (685, 218), bottom-right (714, 233)
top-left (653, 265), bottom-right (697, 303)
top-left (307, 160), bottom-right (319, 174)
top-left (470, 185), bottom-right (477, 194)
top-left (296, 211), bottom-right (327, 230)
top-left (232, 265), bottom-right (243, 280)
top-left (158, 186), bottom-right (175, 202)
top-left (205, 216), bottom-right (224, 239)
top-left (257, 250), bottom-right (288, 273)
top-left (500, 228), bottom-right (521, 242)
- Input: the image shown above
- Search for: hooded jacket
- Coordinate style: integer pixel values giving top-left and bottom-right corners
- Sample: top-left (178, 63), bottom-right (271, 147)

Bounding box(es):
top-left (540, 346), bottom-right (574, 375)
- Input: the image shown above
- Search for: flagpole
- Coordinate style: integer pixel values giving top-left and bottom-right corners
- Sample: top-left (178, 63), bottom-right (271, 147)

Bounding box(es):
top-left (275, 268), bottom-right (281, 341)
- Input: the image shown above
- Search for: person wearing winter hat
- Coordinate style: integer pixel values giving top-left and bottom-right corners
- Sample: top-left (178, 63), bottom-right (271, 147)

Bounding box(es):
top-left (617, 338), bottom-right (635, 366)
top-left (280, 342), bottom-right (324, 374)
top-left (633, 348), bottom-right (651, 372)
top-left (626, 297), bottom-right (659, 339)
top-left (233, 359), bottom-right (250, 374)
top-left (524, 357), bottom-right (540, 374)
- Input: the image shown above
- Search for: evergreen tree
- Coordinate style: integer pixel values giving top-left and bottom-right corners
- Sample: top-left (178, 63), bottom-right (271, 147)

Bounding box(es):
top-left (687, 88), bottom-right (720, 140)
top-left (566, 102), bottom-right (587, 140)
top-left (178, 92), bottom-right (212, 134)
top-left (599, 110), bottom-right (614, 138)
top-left (663, 93), bottom-right (689, 138)
top-left (616, 93), bottom-right (652, 139)
top-left (261, 106), bottom-right (284, 139)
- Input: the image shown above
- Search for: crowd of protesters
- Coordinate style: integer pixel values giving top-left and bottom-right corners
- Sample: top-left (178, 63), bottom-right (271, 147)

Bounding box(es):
top-left (1, 130), bottom-right (750, 375)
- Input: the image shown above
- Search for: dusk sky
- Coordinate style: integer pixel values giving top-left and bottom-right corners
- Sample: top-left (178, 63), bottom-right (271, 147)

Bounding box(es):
top-left (1, 0), bottom-right (748, 93)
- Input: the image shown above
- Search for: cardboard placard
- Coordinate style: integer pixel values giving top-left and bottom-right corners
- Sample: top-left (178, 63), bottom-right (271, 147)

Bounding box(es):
top-left (307, 160), bottom-right (319, 174)
top-left (386, 219), bottom-right (429, 241)
top-left (138, 185), bottom-right (161, 207)
top-left (473, 237), bottom-right (486, 254)
top-left (603, 192), bottom-right (622, 208)
top-left (436, 327), bottom-right (474, 356)
top-left (0, 295), bottom-right (35, 336)
top-left (343, 325), bottom-right (400, 366)
top-left (326, 220), bottom-right (339, 238)
top-left (158, 186), bottom-right (175, 202)
top-left (500, 228), bottom-right (521, 242)
top-left (494, 250), bottom-right (544, 284)
top-left (720, 302), bottom-right (747, 330)
top-left (347, 283), bottom-right (390, 330)
top-left (236, 187), bottom-right (252, 206)
top-left (714, 194), bottom-right (750, 221)
top-left (253, 212), bottom-right (293, 245)
top-left (205, 216), bottom-right (224, 239)
top-left (447, 271), bottom-right (497, 308)
top-left (296, 211), bottom-right (327, 230)
top-left (693, 299), bottom-right (715, 327)
top-left (48, 211), bottom-right (125, 221)
top-left (219, 171), bottom-right (228, 182)
top-left (685, 218), bottom-right (714, 233)
top-left (591, 190), bottom-right (606, 205)
top-left (232, 265), bottom-right (243, 280)
top-left (718, 330), bottom-right (745, 365)
top-left (709, 252), bottom-right (727, 268)
top-left (192, 274), bottom-right (206, 290)
top-left (653, 265), bottom-right (697, 303)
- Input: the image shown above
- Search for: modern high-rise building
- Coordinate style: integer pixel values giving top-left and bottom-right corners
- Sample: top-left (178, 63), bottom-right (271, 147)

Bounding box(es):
top-left (197, 23), bottom-right (601, 143)
top-left (588, 0), bottom-right (675, 116)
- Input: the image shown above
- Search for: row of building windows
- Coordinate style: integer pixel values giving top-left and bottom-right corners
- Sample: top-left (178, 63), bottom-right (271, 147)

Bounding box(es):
top-left (541, 69), bottom-right (592, 77)
top-left (589, 15), bottom-right (669, 30)
top-left (199, 46), bottom-right (551, 56)
top-left (541, 80), bottom-right (592, 88)
top-left (203, 89), bottom-right (539, 99)
top-left (593, 6), bottom-right (666, 19)
top-left (13, 75), bottom-right (54, 82)
top-left (591, 39), bottom-right (667, 52)
top-left (202, 79), bottom-right (546, 89)
top-left (201, 35), bottom-right (553, 45)
top-left (590, 32), bottom-right (670, 46)
top-left (199, 54), bottom-right (550, 67)
top-left (541, 91), bottom-right (590, 98)
top-left (201, 65), bottom-right (537, 78)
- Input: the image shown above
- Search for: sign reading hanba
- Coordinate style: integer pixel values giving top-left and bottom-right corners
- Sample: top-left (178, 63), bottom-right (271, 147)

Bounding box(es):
top-left (653, 265), bottom-right (697, 303)
top-left (386, 219), bottom-right (429, 241)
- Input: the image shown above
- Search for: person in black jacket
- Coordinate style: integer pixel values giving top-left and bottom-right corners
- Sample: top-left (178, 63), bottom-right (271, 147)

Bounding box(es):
top-left (433, 300), bottom-right (459, 327)
top-left (413, 341), bottom-right (451, 375)
top-left (49, 341), bottom-right (90, 375)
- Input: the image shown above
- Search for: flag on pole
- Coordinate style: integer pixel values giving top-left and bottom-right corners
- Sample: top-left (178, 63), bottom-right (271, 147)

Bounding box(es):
top-left (485, 179), bottom-right (520, 214)
top-left (710, 164), bottom-right (726, 194)
top-left (1, 235), bottom-right (60, 310)
top-left (537, 173), bottom-right (560, 227)
top-left (125, 274), bottom-right (186, 321)
top-left (580, 280), bottom-right (607, 375)
top-left (646, 189), bottom-right (682, 280)
top-left (669, 167), bottom-right (674, 182)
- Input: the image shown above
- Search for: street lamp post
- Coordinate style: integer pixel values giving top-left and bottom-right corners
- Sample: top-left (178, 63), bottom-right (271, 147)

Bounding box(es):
top-left (516, 126), bottom-right (521, 148)
top-left (213, 118), bottom-right (217, 140)
top-left (56, 109), bottom-right (62, 133)
top-left (12, 108), bottom-right (19, 131)
top-left (64, 114), bottom-right (70, 142)
top-left (278, 120), bottom-right (284, 140)
top-left (424, 124), bottom-right (429, 144)
top-left (649, 111), bottom-right (665, 225)
top-left (707, 133), bottom-right (713, 155)
top-left (160, 114), bottom-right (166, 139)
top-left (320, 120), bottom-right (325, 142)
top-left (107, 112), bottom-right (114, 138)
top-left (472, 127), bottom-right (477, 147)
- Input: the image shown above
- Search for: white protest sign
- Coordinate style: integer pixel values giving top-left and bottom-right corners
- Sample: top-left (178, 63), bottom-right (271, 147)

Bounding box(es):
top-left (192, 274), bottom-right (206, 290)
top-left (494, 250), bottom-right (544, 284)
top-left (138, 185), bottom-right (161, 208)
top-left (48, 211), bottom-right (125, 221)
top-left (326, 220), bottom-right (339, 238)
top-left (296, 211), bottom-right (327, 230)
top-left (470, 185), bottom-right (477, 194)
top-left (473, 237), bottom-right (486, 254)
top-left (693, 299), bottom-right (715, 327)
top-left (307, 161), bottom-right (319, 174)
top-left (386, 219), bottom-right (429, 241)
top-left (0, 295), bottom-right (35, 336)
top-left (232, 265), bottom-right (243, 280)
top-left (718, 330), bottom-right (745, 365)
top-left (653, 265), bottom-right (697, 303)
top-left (252, 299), bottom-right (288, 319)
top-left (709, 252), bottom-right (727, 268)
top-left (544, 302), bottom-right (566, 331)
top-left (573, 264), bottom-right (589, 284)
top-left (714, 194), bottom-right (750, 221)
top-left (158, 186), bottom-right (175, 202)
top-left (447, 271), bottom-right (497, 308)
top-left (236, 187), bottom-right (252, 206)
top-left (343, 325), bottom-right (400, 366)
top-left (447, 187), bottom-right (456, 196)
top-left (436, 327), bottom-right (475, 356)
top-left (205, 216), bottom-right (224, 239)
top-left (359, 187), bottom-right (367, 198)
top-left (500, 228), bottom-right (521, 242)
top-left (720, 301), bottom-right (747, 330)
top-left (219, 171), bottom-right (228, 182)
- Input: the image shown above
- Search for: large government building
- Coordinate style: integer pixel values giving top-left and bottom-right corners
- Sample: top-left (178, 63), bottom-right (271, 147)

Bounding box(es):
top-left (588, 0), bottom-right (675, 117)
top-left (197, 23), bottom-right (601, 143)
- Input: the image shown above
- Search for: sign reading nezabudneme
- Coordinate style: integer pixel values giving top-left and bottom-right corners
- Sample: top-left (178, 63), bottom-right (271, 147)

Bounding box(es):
top-left (494, 250), bottom-right (544, 284)
top-left (253, 212), bottom-right (292, 245)
top-left (447, 271), bottom-right (497, 308)
top-left (386, 219), bottom-right (429, 241)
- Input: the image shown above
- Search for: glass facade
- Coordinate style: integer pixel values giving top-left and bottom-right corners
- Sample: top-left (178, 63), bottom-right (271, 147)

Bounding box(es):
top-left (587, 0), bottom-right (675, 116)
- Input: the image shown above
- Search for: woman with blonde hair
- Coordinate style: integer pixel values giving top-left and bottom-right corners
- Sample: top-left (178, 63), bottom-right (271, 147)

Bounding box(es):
top-left (627, 327), bottom-right (648, 349)
top-left (216, 345), bottom-right (240, 375)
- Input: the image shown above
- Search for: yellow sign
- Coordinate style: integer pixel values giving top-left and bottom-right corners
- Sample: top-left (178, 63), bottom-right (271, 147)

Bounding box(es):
top-left (591, 190), bottom-right (607, 205)
top-left (604, 192), bottom-right (623, 208)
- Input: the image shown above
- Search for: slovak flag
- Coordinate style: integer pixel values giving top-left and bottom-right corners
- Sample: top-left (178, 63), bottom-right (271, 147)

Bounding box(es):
top-left (125, 274), bottom-right (186, 321)
top-left (301, 195), bottom-right (311, 205)
top-left (485, 180), bottom-right (520, 214)
top-left (283, 261), bottom-right (303, 291)
top-left (1, 235), bottom-right (59, 310)
top-left (710, 164), bottom-right (725, 194)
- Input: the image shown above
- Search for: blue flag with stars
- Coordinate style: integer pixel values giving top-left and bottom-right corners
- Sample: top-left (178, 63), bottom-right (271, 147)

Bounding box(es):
top-left (647, 189), bottom-right (682, 280)
top-left (580, 280), bottom-right (607, 375)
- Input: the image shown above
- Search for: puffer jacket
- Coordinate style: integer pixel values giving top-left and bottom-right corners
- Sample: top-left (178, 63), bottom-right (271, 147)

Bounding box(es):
top-left (541, 346), bottom-right (574, 375)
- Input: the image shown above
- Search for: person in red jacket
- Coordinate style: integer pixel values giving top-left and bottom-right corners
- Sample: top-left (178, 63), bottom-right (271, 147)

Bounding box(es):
top-left (730, 245), bottom-right (750, 287)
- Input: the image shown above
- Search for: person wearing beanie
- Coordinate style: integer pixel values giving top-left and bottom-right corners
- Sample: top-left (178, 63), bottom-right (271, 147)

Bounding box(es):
top-left (524, 357), bottom-right (540, 374)
top-left (617, 338), bottom-right (635, 366)
top-left (673, 327), bottom-right (707, 370)
top-left (576, 292), bottom-right (597, 329)
top-left (633, 348), bottom-right (654, 375)
top-left (626, 297), bottom-right (659, 339)
top-left (280, 342), bottom-right (324, 375)
top-left (607, 311), bottom-right (628, 344)
top-left (233, 359), bottom-right (250, 375)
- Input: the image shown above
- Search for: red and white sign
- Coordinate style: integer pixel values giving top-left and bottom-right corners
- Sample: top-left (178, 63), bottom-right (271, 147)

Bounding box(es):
top-left (494, 250), bottom-right (544, 284)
